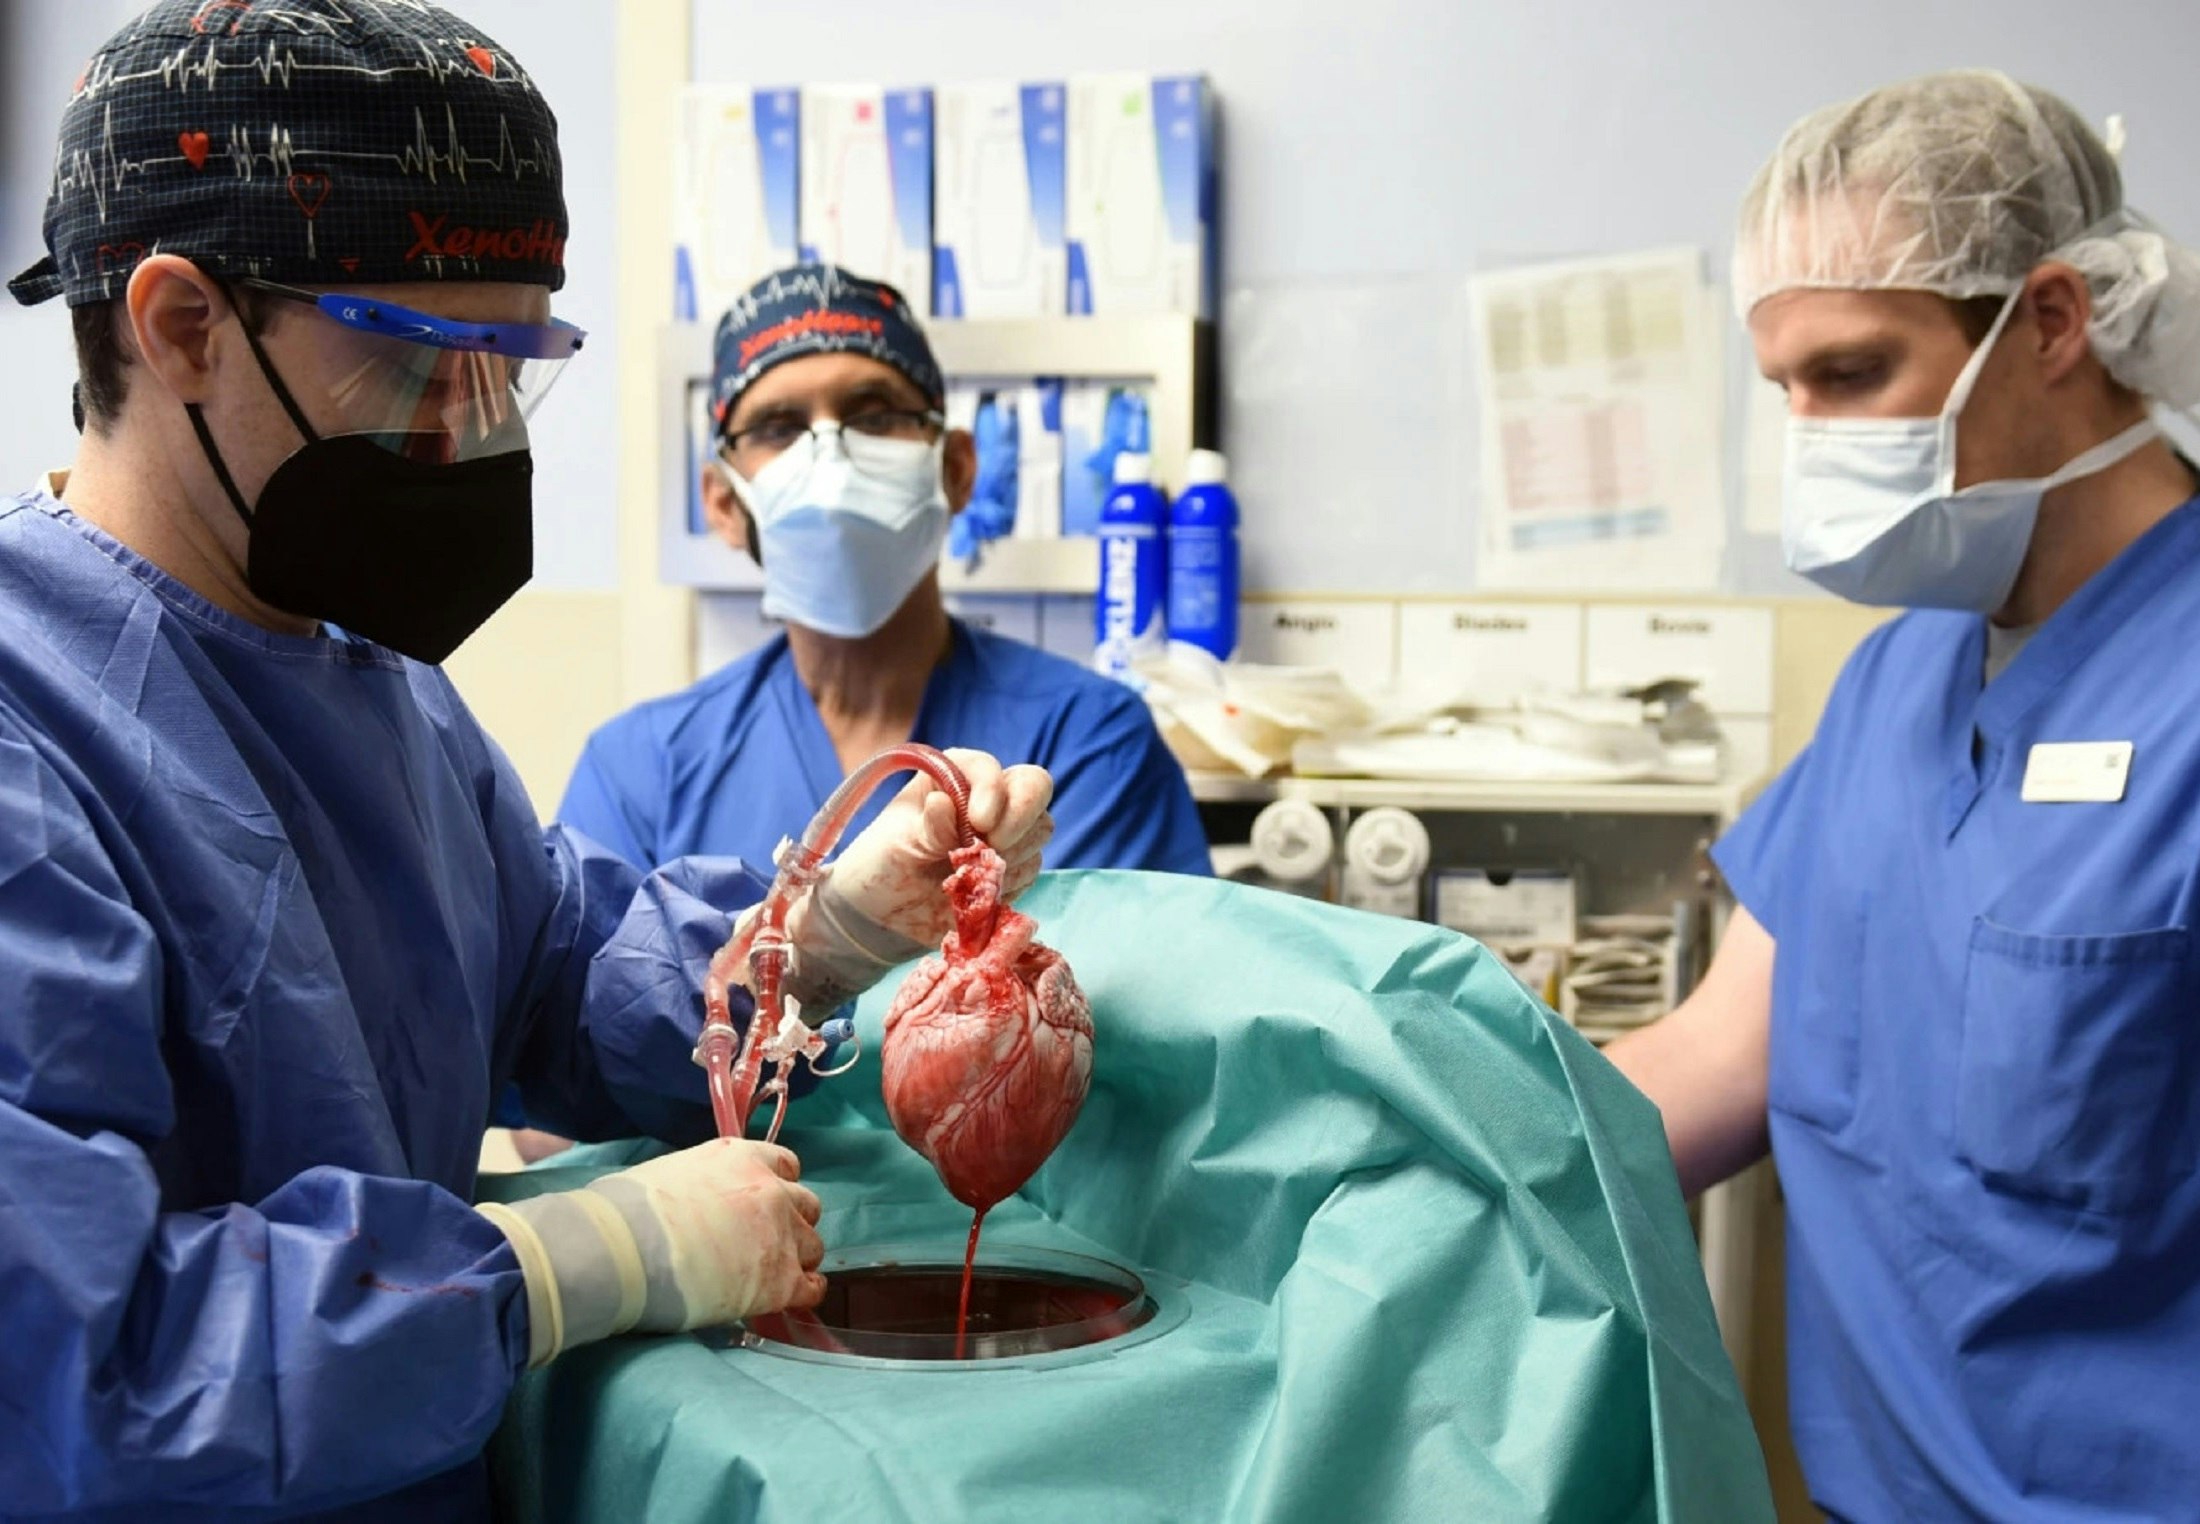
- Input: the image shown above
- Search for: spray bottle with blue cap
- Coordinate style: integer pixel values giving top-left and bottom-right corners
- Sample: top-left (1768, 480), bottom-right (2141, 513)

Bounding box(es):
top-left (1168, 448), bottom-right (1239, 661)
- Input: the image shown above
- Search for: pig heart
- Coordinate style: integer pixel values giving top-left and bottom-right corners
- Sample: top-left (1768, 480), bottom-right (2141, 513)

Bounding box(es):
top-left (881, 843), bottom-right (1093, 1213)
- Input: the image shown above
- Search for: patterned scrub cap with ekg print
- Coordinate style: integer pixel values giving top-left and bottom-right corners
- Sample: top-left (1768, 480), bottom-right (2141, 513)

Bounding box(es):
top-left (9, 0), bottom-right (569, 308)
top-left (708, 263), bottom-right (947, 435)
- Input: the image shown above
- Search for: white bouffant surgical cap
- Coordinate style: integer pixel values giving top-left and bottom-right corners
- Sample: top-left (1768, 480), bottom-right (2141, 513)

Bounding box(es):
top-left (1734, 68), bottom-right (2200, 408)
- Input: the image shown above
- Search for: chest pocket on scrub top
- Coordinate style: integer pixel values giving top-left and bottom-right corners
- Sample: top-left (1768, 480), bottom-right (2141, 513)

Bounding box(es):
top-left (1957, 919), bottom-right (2200, 1212)
top-left (1768, 892), bottom-right (1867, 1134)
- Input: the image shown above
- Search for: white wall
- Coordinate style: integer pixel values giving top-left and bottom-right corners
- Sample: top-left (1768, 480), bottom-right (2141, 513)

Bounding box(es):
top-left (693, 0), bottom-right (2200, 598)
top-left (0, 0), bottom-right (620, 591)
top-left (0, 0), bottom-right (144, 492)
top-left (471, 0), bottom-right (620, 590)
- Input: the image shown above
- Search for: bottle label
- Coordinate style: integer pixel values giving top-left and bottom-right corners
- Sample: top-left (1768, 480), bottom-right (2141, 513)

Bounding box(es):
top-left (1168, 531), bottom-right (1228, 632)
top-left (1169, 580), bottom-right (1220, 632)
top-left (1095, 530), bottom-right (1166, 681)
top-left (1173, 537), bottom-right (1224, 572)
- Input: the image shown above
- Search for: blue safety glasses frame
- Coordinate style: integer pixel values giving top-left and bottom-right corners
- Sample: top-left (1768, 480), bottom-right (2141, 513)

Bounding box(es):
top-left (220, 274), bottom-right (584, 463)
top-left (228, 276), bottom-right (587, 359)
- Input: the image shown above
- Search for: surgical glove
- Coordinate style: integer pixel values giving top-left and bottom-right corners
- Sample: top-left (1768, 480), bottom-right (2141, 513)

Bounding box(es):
top-left (734, 872), bottom-right (931, 1022)
top-left (826, 747), bottom-right (1053, 949)
top-left (733, 749), bottom-right (1055, 1018)
top-left (477, 1139), bottom-right (825, 1368)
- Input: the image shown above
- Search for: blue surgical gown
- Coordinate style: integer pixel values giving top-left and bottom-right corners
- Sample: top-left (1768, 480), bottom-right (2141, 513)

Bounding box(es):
top-left (0, 493), bottom-right (761, 1522)
top-left (1715, 491), bottom-right (2200, 1522)
top-left (557, 621), bottom-right (1213, 878)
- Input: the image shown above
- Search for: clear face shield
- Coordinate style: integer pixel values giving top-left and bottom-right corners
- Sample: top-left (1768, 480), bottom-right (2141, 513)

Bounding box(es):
top-left (231, 277), bottom-right (585, 463)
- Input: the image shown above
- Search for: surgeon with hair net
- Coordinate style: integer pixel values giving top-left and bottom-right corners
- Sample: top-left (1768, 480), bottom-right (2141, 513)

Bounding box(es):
top-left (1610, 69), bottom-right (2200, 1521)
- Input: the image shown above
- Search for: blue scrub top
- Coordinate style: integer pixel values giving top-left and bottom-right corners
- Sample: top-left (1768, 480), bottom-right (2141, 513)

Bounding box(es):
top-left (558, 621), bottom-right (1213, 879)
top-left (1716, 492), bottom-right (2200, 1522)
top-left (0, 493), bottom-right (760, 1521)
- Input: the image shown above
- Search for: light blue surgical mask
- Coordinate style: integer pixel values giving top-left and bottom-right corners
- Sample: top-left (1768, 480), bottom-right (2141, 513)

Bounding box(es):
top-left (1783, 293), bottom-right (2160, 612)
top-left (725, 426), bottom-right (950, 638)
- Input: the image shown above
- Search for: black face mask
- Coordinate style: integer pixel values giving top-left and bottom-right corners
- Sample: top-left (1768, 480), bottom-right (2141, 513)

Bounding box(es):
top-left (186, 319), bottom-right (533, 665)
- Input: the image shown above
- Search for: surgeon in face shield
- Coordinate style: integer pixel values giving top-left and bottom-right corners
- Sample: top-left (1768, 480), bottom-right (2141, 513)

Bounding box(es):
top-left (0, 6), bottom-right (1051, 1520)
top-left (1607, 70), bottom-right (2200, 1522)
top-left (556, 263), bottom-right (1211, 883)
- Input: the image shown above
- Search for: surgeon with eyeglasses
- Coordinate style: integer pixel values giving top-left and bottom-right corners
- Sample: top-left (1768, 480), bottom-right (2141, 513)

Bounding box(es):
top-left (556, 263), bottom-right (1211, 885)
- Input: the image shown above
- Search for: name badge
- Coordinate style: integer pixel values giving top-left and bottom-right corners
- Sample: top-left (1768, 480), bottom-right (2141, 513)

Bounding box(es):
top-left (2021, 741), bottom-right (2133, 804)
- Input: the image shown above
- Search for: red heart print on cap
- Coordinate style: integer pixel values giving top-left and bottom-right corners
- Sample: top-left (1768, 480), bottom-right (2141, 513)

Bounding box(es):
top-left (192, 1), bottom-right (252, 36)
top-left (288, 172), bottom-right (331, 219)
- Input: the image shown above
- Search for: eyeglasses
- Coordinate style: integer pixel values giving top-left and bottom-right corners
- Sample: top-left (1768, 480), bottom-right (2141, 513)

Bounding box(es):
top-left (723, 407), bottom-right (944, 476)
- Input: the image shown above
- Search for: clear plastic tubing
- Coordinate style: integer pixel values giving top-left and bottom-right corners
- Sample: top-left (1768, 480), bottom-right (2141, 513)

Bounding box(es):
top-left (695, 744), bottom-right (978, 1140)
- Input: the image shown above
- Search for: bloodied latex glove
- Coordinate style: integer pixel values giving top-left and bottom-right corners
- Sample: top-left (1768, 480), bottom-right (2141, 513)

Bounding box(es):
top-left (477, 1139), bottom-right (825, 1368)
top-left (828, 748), bottom-right (1053, 947)
top-left (734, 750), bottom-right (1056, 1021)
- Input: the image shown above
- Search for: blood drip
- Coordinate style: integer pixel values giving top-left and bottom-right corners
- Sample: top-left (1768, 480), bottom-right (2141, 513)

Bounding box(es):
top-left (955, 1209), bottom-right (988, 1358)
